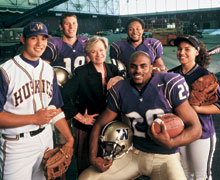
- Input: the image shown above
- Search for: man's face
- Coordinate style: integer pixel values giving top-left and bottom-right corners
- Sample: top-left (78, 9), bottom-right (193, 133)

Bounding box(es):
top-left (127, 21), bottom-right (144, 42)
top-left (60, 16), bottom-right (78, 38)
top-left (129, 54), bottom-right (152, 90)
top-left (21, 35), bottom-right (48, 61)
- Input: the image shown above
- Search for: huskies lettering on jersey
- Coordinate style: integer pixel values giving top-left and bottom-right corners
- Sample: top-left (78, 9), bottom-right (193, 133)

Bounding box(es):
top-left (13, 80), bottom-right (53, 107)
top-left (116, 128), bottom-right (129, 141)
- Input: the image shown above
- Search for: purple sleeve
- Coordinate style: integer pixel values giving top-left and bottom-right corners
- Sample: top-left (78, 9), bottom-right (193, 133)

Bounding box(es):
top-left (49, 73), bottom-right (64, 108)
top-left (144, 38), bottom-right (163, 60)
top-left (41, 37), bottom-right (62, 63)
top-left (0, 69), bottom-right (8, 112)
top-left (109, 42), bottom-right (120, 61)
top-left (153, 39), bottom-right (163, 59)
top-left (166, 75), bottom-right (189, 108)
top-left (41, 47), bottom-right (54, 62)
top-left (106, 91), bottom-right (118, 113)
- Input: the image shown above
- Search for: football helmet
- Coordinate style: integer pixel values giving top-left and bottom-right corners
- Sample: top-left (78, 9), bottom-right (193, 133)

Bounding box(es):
top-left (111, 59), bottom-right (127, 77)
top-left (99, 121), bottom-right (133, 160)
top-left (53, 66), bottom-right (71, 87)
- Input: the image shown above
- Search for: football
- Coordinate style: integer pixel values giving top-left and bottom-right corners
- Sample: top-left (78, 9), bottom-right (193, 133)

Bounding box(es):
top-left (153, 113), bottom-right (184, 138)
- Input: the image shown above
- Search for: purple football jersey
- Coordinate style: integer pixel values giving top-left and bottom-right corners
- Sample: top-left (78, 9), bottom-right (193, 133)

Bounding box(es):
top-left (110, 38), bottom-right (163, 68)
top-left (170, 64), bottom-right (219, 139)
top-left (107, 72), bottom-right (188, 154)
top-left (41, 35), bottom-right (88, 74)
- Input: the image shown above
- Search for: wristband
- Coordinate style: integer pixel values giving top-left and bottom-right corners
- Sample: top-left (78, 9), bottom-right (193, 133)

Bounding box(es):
top-left (51, 111), bottom-right (65, 124)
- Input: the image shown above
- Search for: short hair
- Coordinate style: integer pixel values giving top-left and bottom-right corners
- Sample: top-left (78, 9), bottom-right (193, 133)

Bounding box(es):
top-left (129, 51), bottom-right (151, 66)
top-left (60, 13), bottom-right (77, 26)
top-left (84, 36), bottom-right (108, 55)
top-left (125, 17), bottom-right (145, 32)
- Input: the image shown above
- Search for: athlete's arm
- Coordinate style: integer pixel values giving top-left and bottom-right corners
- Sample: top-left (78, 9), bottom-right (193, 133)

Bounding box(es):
top-left (192, 104), bottom-right (220, 114)
top-left (151, 100), bottom-right (202, 149)
top-left (153, 57), bottom-right (167, 72)
top-left (109, 43), bottom-right (119, 63)
top-left (0, 108), bottom-right (59, 128)
top-left (0, 69), bottom-right (59, 128)
top-left (54, 108), bottom-right (74, 147)
top-left (192, 88), bottom-right (220, 114)
top-left (89, 107), bottom-right (118, 172)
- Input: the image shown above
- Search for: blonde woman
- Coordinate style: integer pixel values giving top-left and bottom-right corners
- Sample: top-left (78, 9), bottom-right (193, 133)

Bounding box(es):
top-left (61, 36), bottom-right (122, 176)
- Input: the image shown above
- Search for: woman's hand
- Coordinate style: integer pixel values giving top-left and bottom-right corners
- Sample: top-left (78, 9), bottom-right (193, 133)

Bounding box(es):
top-left (107, 76), bottom-right (124, 90)
top-left (74, 109), bottom-right (99, 125)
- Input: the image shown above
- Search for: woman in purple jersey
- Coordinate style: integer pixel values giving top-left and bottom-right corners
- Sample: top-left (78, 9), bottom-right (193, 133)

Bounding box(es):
top-left (170, 35), bottom-right (220, 180)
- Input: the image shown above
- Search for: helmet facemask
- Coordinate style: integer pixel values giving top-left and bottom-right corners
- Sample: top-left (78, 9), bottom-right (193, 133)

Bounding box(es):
top-left (99, 121), bottom-right (133, 160)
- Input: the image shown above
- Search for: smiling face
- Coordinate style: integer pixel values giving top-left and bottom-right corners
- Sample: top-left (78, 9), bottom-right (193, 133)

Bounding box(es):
top-left (127, 21), bottom-right (144, 43)
top-left (129, 52), bottom-right (152, 90)
top-left (21, 34), bottom-right (48, 61)
top-left (177, 41), bottom-right (199, 66)
top-left (88, 40), bottom-right (107, 65)
top-left (60, 15), bottom-right (78, 39)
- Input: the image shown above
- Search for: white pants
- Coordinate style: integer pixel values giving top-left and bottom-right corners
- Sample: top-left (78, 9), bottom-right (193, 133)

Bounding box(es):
top-left (180, 134), bottom-right (216, 180)
top-left (0, 125), bottom-right (53, 180)
top-left (79, 147), bottom-right (186, 180)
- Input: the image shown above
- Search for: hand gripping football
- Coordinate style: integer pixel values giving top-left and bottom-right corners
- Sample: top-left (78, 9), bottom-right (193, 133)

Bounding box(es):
top-left (153, 114), bottom-right (184, 138)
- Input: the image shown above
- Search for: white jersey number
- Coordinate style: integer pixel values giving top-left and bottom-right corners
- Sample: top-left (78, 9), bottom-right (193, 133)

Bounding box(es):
top-left (63, 56), bottom-right (86, 74)
top-left (178, 82), bottom-right (189, 100)
top-left (126, 109), bottom-right (164, 138)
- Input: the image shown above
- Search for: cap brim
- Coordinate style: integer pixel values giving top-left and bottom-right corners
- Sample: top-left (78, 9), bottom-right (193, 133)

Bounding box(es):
top-left (25, 33), bottom-right (51, 38)
top-left (174, 37), bottom-right (199, 50)
top-left (174, 37), bottom-right (189, 46)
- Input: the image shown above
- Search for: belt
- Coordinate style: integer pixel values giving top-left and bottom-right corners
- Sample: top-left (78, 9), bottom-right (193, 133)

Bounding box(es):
top-left (2, 127), bottom-right (45, 140)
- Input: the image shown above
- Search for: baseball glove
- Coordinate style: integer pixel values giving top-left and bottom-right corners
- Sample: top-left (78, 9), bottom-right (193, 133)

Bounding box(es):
top-left (42, 144), bottom-right (73, 180)
top-left (189, 73), bottom-right (219, 106)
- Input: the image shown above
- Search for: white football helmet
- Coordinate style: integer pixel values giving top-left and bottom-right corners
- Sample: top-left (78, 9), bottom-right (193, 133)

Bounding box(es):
top-left (53, 66), bottom-right (71, 87)
top-left (99, 121), bottom-right (133, 160)
top-left (111, 59), bottom-right (127, 77)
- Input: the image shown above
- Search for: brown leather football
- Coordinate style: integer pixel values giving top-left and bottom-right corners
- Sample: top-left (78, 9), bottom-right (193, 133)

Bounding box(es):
top-left (153, 113), bottom-right (184, 138)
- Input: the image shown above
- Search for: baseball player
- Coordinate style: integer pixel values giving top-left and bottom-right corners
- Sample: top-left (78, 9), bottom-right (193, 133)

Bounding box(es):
top-left (169, 36), bottom-right (220, 180)
top-left (110, 17), bottom-right (167, 77)
top-left (0, 22), bottom-right (73, 180)
top-left (41, 12), bottom-right (89, 75)
top-left (78, 51), bottom-right (202, 180)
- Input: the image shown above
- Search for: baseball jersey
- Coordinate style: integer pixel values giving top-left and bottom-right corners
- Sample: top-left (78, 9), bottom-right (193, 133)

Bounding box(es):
top-left (170, 64), bottom-right (220, 139)
top-left (0, 55), bottom-right (63, 135)
top-left (110, 38), bottom-right (163, 68)
top-left (107, 72), bottom-right (189, 154)
top-left (41, 35), bottom-right (88, 74)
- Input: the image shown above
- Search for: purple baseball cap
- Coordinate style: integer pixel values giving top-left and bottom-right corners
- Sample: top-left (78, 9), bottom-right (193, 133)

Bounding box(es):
top-left (23, 22), bottom-right (51, 38)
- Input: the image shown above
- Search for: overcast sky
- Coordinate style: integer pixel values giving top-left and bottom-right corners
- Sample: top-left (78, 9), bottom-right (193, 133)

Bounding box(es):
top-left (120, 0), bottom-right (220, 15)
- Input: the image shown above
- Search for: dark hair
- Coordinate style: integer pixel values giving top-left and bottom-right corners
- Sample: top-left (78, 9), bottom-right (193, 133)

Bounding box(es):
top-left (60, 13), bottom-right (77, 26)
top-left (129, 51), bottom-right (150, 66)
top-left (196, 38), bottom-right (211, 69)
top-left (125, 17), bottom-right (145, 32)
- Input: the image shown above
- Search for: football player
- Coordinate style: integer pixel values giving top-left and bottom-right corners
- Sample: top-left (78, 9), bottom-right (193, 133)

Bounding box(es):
top-left (110, 17), bottom-right (167, 77)
top-left (41, 12), bottom-right (89, 75)
top-left (41, 13), bottom-right (87, 180)
top-left (78, 51), bottom-right (202, 180)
